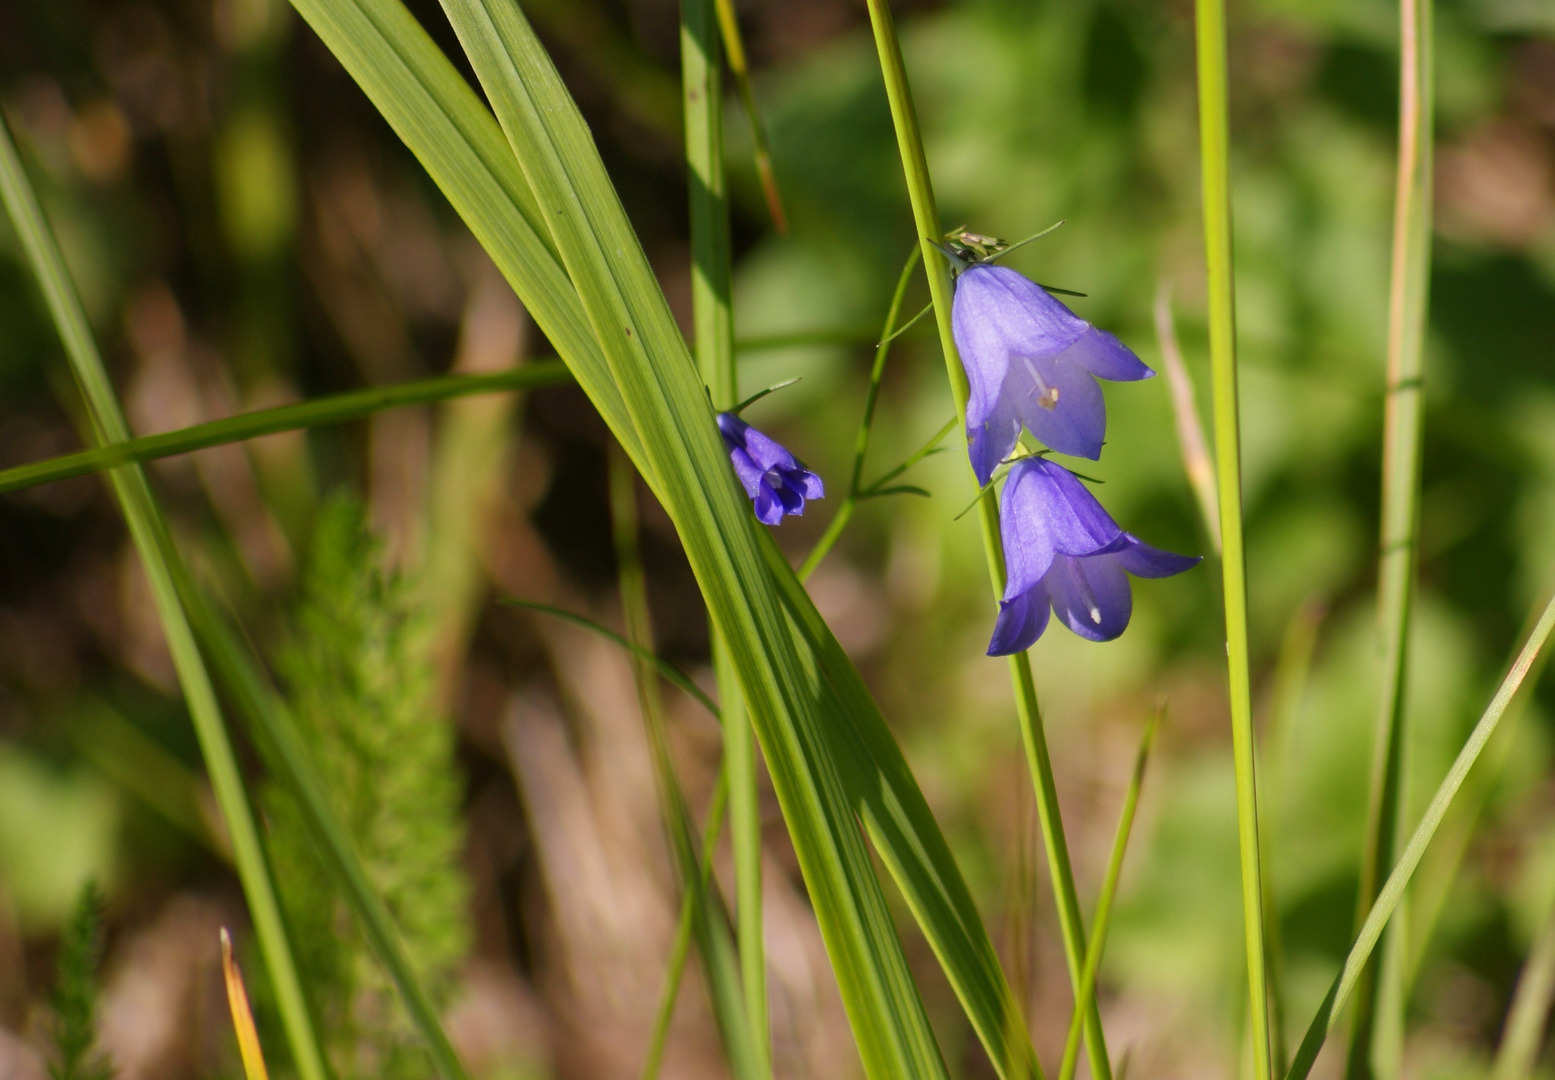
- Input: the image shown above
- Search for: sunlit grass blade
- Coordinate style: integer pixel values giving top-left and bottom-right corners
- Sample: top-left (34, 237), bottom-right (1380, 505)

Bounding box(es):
top-left (711, 0), bottom-right (785, 233)
top-left (1493, 899), bottom-right (1555, 1080)
top-left (1284, 590), bottom-right (1555, 1080)
top-left (861, 3), bottom-right (1105, 1076)
top-left (1347, 2), bottom-right (1435, 1075)
top-left (221, 929), bottom-right (272, 1080)
top-left (0, 114), bottom-right (329, 1080)
top-left (293, 0), bottom-right (1030, 1071)
top-left (681, 1), bottom-right (769, 1064)
top-left (1057, 714), bottom-right (1158, 1080)
top-left (610, 443), bottom-right (761, 1080)
top-left (799, 248), bottom-right (919, 581)
top-left (1192, 1), bottom-right (1273, 1076)
top-left (431, 0), bottom-right (955, 1073)
top-left (1152, 283), bottom-right (1219, 552)
top-left (0, 362), bottom-right (571, 495)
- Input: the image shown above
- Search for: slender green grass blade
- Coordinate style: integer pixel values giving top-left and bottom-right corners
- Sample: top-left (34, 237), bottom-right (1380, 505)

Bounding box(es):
top-left (861, 3), bottom-right (1099, 1076)
top-left (610, 444), bottom-right (761, 1080)
top-left (0, 363), bottom-right (571, 495)
top-left (1152, 284), bottom-right (1219, 552)
top-left (289, 0), bottom-right (1031, 1071)
top-left (1284, 591), bottom-right (1555, 1080)
top-left (710, 0), bottom-right (785, 233)
top-left (0, 116), bottom-right (329, 1080)
top-left (1192, 1), bottom-right (1274, 1076)
top-left (643, 768), bottom-right (732, 1080)
top-left (1493, 897), bottom-right (1555, 1080)
top-left (174, 580), bottom-right (474, 1080)
top-left (681, 3), bottom-right (769, 1067)
top-left (1347, 3), bottom-right (1434, 1076)
top-left (431, 0), bottom-right (951, 1073)
top-left (1058, 714), bottom-right (1158, 1080)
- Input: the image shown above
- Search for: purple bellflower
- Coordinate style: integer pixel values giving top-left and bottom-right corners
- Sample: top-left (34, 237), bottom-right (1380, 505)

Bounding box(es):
top-left (953, 263), bottom-right (1154, 483)
top-left (988, 456), bottom-right (1199, 655)
top-left (718, 412), bottom-right (824, 526)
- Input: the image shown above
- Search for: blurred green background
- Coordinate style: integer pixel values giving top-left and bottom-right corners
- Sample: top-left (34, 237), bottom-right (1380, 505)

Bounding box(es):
top-left (1, 0), bottom-right (1554, 1076)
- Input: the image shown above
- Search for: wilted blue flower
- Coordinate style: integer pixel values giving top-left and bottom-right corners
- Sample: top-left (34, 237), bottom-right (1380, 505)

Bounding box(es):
top-left (718, 412), bottom-right (824, 526)
top-left (988, 457), bottom-right (1199, 655)
top-left (953, 264), bottom-right (1154, 483)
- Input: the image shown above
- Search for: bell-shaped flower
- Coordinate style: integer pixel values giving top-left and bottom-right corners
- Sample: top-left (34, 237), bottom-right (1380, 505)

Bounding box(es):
top-left (953, 264), bottom-right (1154, 483)
top-left (988, 456), bottom-right (1199, 655)
top-left (718, 412), bottom-right (824, 526)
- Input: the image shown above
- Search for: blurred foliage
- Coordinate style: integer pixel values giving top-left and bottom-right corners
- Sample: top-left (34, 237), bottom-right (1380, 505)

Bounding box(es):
top-left (48, 881), bottom-right (112, 1080)
top-left (0, 0), bottom-right (1552, 1075)
top-left (263, 495), bottom-right (469, 1080)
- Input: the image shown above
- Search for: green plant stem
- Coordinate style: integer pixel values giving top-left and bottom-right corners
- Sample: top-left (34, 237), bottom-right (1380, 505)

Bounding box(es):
top-left (710, 0), bottom-right (785, 233)
top-left (1192, 3), bottom-right (1273, 1078)
top-left (1347, 2), bottom-right (1434, 1076)
top-left (862, 4), bottom-right (1099, 1078)
top-left (1493, 896), bottom-right (1555, 1080)
top-left (0, 362), bottom-right (570, 494)
top-left (682, 0), bottom-right (769, 1068)
top-left (1056, 715), bottom-right (1157, 1080)
top-left (799, 249), bottom-right (918, 581)
top-left (0, 117), bottom-right (329, 1080)
top-left (610, 444), bottom-right (759, 1080)
top-left (642, 767), bottom-right (733, 1080)
top-left (1285, 591), bottom-right (1555, 1080)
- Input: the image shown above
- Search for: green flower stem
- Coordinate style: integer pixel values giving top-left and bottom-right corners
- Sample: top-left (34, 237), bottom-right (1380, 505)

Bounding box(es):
top-left (0, 117), bottom-right (329, 1080)
top-left (861, 4), bottom-right (1105, 1078)
top-left (1192, 3), bottom-right (1273, 1077)
top-left (682, 0), bottom-right (769, 1068)
top-left (1057, 715), bottom-right (1157, 1080)
top-left (0, 362), bottom-right (570, 495)
top-left (1285, 590), bottom-right (1555, 1080)
top-left (642, 766), bottom-right (732, 1080)
top-left (799, 249), bottom-right (919, 582)
top-left (1348, 2), bottom-right (1435, 1075)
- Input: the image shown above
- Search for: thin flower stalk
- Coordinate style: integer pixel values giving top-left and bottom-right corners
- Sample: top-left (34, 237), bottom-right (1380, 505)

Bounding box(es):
top-left (800, 249), bottom-right (920, 581)
top-left (861, 3), bottom-right (1109, 1076)
top-left (1192, 1), bottom-right (1274, 1076)
top-left (1348, 0), bottom-right (1435, 1074)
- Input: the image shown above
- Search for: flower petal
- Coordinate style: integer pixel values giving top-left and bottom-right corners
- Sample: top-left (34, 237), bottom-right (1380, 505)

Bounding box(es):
top-left (1012, 355), bottom-right (1107, 461)
top-left (774, 476), bottom-right (806, 516)
top-left (727, 446), bottom-right (766, 499)
top-left (1045, 553), bottom-right (1132, 642)
top-left (967, 388), bottom-right (1022, 487)
top-left (1113, 535), bottom-right (1201, 578)
top-left (740, 424), bottom-right (800, 472)
top-left (987, 583), bottom-right (1051, 655)
top-left (999, 458), bottom-right (1123, 599)
top-left (1058, 326), bottom-right (1154, 382)
top-left (752, 484), bottom-right (785, 525)
top-left (791, 467), bottom-right (825, 500)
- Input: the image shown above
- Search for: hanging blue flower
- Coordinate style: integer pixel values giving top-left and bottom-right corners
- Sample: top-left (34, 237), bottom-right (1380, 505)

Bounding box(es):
top-left (953, 264), bottom-right (1154, 484)
top-left (988, 456), bottom-right (1199, 655)
top-left (718, 412), bottom-right (825, 526)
